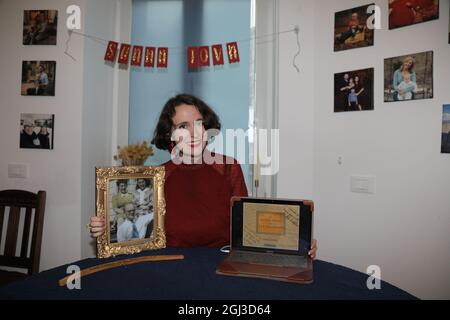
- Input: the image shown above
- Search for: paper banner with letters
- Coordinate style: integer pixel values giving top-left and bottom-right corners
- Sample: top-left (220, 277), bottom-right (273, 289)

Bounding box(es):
top-left (104, 40), bottom-right (239, 69)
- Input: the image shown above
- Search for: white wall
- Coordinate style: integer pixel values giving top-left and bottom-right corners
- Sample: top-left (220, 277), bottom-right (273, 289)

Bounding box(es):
top-left (277, 0), bottom-right (315, 200)
top-left (0, 0), bottom-right (85, 270)
top-left (277, 0), bottom-right (450, 299)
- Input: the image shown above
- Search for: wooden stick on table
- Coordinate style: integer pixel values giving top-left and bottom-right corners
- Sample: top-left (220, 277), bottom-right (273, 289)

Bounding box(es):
top-left (58, 254), bottom-right (184, 287)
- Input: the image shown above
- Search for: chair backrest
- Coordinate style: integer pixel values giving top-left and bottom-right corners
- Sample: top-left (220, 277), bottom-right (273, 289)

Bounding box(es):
top-left (0, 190), bottom-right (46, 275)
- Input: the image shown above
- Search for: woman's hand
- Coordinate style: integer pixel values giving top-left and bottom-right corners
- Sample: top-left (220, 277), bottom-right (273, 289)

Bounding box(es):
top-left (308, 239), bottom-right (317, 259)
top-left (89, 216), bottom-right (106, 238)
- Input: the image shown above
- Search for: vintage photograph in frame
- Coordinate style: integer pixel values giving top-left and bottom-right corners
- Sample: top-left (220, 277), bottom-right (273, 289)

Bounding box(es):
top-left (334, 68), bottom-right (374, 113)
top-left (389, 0), bottom-right (439, 30)
top-left (334, 3), bottom-right (375, 52)
top-left (96, 166), bottom-right (166, 258)
top-left (384, 51), bottom-right (433, 102)
top-left (23, 10), bottom-right (58, 45)
top-left (442, 105), bottom-right (450, 154)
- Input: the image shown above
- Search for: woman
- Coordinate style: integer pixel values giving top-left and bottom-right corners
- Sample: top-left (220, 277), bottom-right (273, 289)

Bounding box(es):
top-left (37, 127), bottom-right (51, 149)
top-left (90, 94), bottom-right (317, 257)
top-left (393, 56), bottom-right (417, 101)
top-left (353, 76), bottom-right (365, 111)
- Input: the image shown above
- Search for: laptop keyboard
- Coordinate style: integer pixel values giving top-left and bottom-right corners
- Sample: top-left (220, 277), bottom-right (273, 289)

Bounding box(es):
top-left (229, 251), bottom-right (307, 268)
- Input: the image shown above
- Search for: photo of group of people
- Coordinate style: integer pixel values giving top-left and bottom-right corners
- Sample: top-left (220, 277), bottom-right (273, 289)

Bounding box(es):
top-left (20, 113), bottom-right (54, 150)
top-left (334, 4), bottom-right (374, 52)
top-left (109, 178), bottom-right (154, 244)
top-left (389, 0), bottom-right (439, 30)
top-left (334, 68), bottom-right (374, 113)
top-left (384, 51), bottom-right (433, 102)
top-left (23, 10), bottom-right (57, 45)
top-left (21, 61), bottom-right (56, 96)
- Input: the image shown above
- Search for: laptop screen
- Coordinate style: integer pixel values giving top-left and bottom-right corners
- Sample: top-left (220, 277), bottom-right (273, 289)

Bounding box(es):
top-left (231, 198), bottom-right (312, 256)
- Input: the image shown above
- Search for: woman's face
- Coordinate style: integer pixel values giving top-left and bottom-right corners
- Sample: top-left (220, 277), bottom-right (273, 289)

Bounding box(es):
top-left (355, 76), bottom-right (359, 82)
top-left (171, 104), bottom-right (206, 157)
top-left (118, 183), bottom-right (127, 193)
top-left (137, 179), bottom-right (146, 190)
top-left (403, 59), bottom-right (413, 69)
top-left (24, 125), bottom-right (34, 135)
top-left (40, 127), bottom-right (48, 134)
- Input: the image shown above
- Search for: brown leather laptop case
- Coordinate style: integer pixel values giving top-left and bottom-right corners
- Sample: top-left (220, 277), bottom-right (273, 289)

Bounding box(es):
top-left (216, 197), bottom-right (314, 284)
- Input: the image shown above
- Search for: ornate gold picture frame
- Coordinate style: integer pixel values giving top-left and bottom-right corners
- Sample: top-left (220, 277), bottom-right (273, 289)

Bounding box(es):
top-left (95, 166), bottom-right (165, 258)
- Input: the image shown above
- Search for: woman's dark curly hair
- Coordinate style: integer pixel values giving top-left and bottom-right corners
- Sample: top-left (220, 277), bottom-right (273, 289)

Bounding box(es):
top-left (151, 94), bottom-right (221, 150)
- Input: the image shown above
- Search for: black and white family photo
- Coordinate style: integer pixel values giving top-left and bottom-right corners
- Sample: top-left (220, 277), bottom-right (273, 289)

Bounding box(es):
top-left (20, 113), bottom-right (54, 150)
top-left (109, 178), bottom-right (154, 244)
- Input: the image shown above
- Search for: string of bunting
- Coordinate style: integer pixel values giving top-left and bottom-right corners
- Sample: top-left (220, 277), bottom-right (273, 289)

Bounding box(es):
top-left (104, 41), bottom-right (240, 68)
top-left (67, 27), bottom-right (301, 71)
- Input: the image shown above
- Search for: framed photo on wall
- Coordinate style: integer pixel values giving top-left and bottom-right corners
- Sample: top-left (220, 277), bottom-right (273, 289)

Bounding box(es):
top-left (334, 3), bottom-right (375, 52)
top-left (96, 166), bottom-right (166, 258)
top-left (334, 68), bottom-right (374, 112)
top-left (23, 10), bottom-right (58, 45)
top-left (384, 51), bottom-right (433, 102)
top-left (21, 61), bottom-right (56, 96)
top-left (442, 105), bottom-right (450, 154)
top-left (20, 113), bottom-right (54, 150)
top-left (389, 0), bottom-right (439, 30)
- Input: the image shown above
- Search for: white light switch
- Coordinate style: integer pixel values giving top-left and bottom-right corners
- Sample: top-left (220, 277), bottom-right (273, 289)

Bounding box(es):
top-left (350, 175), bottom-right (375, 194)
top-left (8, 163), bottom-right (29, 179)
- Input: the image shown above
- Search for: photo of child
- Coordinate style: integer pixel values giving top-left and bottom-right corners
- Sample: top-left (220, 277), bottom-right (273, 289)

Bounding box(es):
top-left (384, 51), bottom-right (433, 102)
top-left (334, 4), bottom-right (374, 52)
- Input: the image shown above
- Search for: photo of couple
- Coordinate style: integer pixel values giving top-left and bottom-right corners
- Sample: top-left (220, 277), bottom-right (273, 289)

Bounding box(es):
top-left (22, 10), bottom-right (58, 45)
top-left (384, 51), bottom-right (433, 102)
top-left (334, 68), bottom-right (374, 113)
top-left (109, 178), bottom-right (154, 244)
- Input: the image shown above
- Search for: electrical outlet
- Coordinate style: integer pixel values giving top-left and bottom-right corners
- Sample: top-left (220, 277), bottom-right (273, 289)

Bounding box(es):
top-left (8, 163), bottom-right (29, 179)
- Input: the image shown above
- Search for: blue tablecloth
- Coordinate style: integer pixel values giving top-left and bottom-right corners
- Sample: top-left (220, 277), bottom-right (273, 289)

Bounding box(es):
top-left (0, 247), bottom-right (416, 300)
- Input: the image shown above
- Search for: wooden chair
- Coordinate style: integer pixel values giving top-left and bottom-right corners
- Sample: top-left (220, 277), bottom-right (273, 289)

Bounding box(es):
top-left (0, 190), bottom-right (46, 286)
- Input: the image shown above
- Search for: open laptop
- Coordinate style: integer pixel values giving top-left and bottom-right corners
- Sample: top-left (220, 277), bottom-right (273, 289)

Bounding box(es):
top-left (216, 197), bottom-right (314, 284)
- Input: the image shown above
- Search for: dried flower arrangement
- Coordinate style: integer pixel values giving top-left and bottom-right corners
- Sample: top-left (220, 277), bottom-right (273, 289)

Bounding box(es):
top-left (113, 141), bottom-right (154, 166)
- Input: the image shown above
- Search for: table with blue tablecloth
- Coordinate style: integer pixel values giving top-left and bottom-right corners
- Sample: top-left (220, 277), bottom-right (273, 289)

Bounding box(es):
top-left (0, 247), bottom-right (416, 300)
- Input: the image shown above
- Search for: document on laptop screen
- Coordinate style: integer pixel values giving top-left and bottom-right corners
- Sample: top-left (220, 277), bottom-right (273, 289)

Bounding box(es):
top-left (242, 202), bottom-right (300, 251)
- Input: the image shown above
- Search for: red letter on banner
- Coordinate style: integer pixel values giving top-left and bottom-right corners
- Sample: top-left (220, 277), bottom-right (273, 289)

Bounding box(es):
top-left (226, 42), bottom-right (240, 64)
top-left (199, 46), bottom-right (210, 67)
top-left (131, 46), bottom-right (143, 66)
top-left (157, 47), bottom-right (168, 68)
top-left (211, 44), bottom-right (224, 66)
top-left (104, 41), bottom-right (118, 62)
top-left (118, 43), bottom-right (131, 64)
top-left (144, 47), bottom-right (155, 67)
top-left (187, 47), bottom-right (199, 68)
